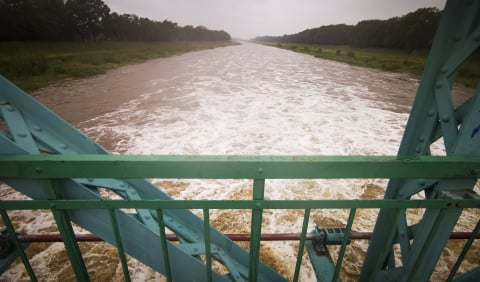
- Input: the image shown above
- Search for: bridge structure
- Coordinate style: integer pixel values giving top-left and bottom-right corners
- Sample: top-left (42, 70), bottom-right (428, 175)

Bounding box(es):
top-left (0, 0), bottom-right (479, 281)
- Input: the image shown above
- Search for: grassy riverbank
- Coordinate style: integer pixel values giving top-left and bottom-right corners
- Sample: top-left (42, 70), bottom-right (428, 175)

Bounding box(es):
top-left (0, 41), bottom-right (237, 91)
top-left (262, 43), bottom-right (479, 88)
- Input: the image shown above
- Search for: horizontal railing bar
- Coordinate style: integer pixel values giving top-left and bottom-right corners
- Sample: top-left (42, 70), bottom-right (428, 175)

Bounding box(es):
top-left (15, 231), bottom-right (480, 243)
top-left (0, 155), bottom-right (480, 179)
top-left (1, 199), bottom-right (479, 210)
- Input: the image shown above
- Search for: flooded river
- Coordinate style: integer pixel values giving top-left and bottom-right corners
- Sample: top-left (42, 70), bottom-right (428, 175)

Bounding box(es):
top-left (36, 42), bottom-right (418, 155)
top-left (2, 42), bottom-right (478, 281)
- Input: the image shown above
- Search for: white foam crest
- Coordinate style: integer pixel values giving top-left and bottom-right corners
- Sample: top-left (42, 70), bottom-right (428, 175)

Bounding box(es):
top-left (82, 45), bottom-right (412, 157)
top-left (77, 43), bottom-right (419, 248)
top-left (37, 43), bottom-right (472, 280)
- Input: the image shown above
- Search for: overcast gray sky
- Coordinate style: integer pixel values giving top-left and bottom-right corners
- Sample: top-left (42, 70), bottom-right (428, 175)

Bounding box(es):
top-left (102, 0), bottom-right (446, 39)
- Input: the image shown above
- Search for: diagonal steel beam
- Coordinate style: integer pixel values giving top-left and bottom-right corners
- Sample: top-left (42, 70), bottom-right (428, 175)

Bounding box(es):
top-left (361, 1), bottom-right (480, 281)
top-left (0, 75), bottom-right (286, 281)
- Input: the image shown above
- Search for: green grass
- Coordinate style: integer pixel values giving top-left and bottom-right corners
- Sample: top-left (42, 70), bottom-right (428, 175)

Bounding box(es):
top-left (264, 43), bottom-right (479, 88)
top-left (0, 41), bottom-right (237, 91)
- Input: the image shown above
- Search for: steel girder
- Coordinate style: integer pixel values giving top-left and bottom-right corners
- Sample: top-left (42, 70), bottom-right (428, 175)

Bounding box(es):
top-left (0, 76), bottom-right (286, 282)
top-left (360, 1), bottom-right (480, 281)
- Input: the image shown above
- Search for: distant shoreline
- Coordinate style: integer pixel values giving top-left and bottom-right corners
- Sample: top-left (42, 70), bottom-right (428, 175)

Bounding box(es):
top-left (0, 41), bottom-right (238, 92)
top-left (258, 42), bottom-right (478, 89)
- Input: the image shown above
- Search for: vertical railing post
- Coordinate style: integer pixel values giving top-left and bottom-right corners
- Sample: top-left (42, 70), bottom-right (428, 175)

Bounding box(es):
top-left (249, 178), bottom-right (265, 282)
top-left (333, 208), bottom-right (356, 281)
top-left (156, 209), bottom-right (172, 282)
top-left (108, 208), bottom-right (131, 282)
top-left (203, 209), bottom-right (213, 282)
top-left (42, 180), bottom-right (90, 281)
top-left (446, 219), bottom-right (480, 282)
top-left (0, 209), bottom-right (37, 281)
top-left (293, 208), bottom-right (311, 282)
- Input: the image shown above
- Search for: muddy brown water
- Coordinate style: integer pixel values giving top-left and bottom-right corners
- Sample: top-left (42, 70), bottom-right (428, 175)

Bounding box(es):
top-left (1, 42), bottom-right (478, 281)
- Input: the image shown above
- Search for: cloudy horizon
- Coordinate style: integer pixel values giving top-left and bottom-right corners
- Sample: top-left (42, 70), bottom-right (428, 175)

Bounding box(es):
top-left (102, 0), bottom-right (446, 39)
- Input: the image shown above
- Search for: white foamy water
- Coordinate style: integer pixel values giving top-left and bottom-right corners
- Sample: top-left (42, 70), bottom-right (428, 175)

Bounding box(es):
top-left (77, 43), bottom-right (418, 281)
top-left (3, 43), bottom-right (478, 281)
top-left (80, 43), bottom-right (414, 156)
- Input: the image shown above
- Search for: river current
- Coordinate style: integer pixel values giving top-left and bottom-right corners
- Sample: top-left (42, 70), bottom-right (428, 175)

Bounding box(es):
top-left (2, 42), bottom-right (478, 281)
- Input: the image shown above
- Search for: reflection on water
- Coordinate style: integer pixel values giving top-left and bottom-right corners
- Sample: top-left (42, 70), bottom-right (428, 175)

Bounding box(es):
top-left (3, 42), bottom-right (478, 281)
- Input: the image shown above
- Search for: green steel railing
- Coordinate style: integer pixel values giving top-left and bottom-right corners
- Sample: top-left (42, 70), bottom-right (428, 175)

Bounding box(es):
top-left (2, 154), bottom-right (480, 179)
top-left (1, 1), bottom-right (479, 280)
top-left (0, 155), bottom-right (479, 281)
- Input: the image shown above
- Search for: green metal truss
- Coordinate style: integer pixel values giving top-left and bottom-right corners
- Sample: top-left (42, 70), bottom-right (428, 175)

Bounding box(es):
top-left (361, 0), bottom-right (480, 281)
top-left (0, 77), bottom-right (285, 281)
top-left (0, 0), bottom-right (479, 281)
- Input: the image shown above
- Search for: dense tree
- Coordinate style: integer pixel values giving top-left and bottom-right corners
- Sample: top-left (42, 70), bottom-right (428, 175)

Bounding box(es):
top-left (0, 0), bottom-right (36, 40)
top-left (400, 8), bottom-right (440, 49)
top-left (255, 7), bottom-right (442, 51)
top-left (286, 24), bottom-right (353, 45)
top-left (102, 14), bottom-right (229, 42)
top-left (32, 0), bottom-right (70, 40)
top-left (0, 0), bottom-right (231, 42)
top-left (65, 0), bottom-right (110, 41)
top-left (351, 20), bottom-right (385, 47)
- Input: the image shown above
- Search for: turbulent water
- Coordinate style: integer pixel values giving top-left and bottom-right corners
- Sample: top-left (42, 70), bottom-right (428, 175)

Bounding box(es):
top-left (2, 42), bottom-right (478, 281)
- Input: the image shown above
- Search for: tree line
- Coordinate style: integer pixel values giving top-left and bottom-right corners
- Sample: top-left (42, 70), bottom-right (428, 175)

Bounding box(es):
top-left (0, 0), bottom-right (231, 42)
top-left (254, 8), bottom-right (441, 50)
